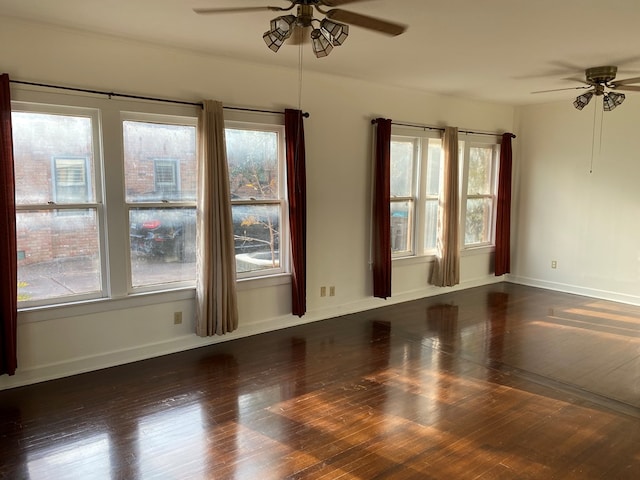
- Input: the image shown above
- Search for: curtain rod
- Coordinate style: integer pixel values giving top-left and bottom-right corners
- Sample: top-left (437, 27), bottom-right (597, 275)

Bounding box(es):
top-left (10, 79), bottom-right (309, 118)
top-left (372, 119), bottom-right (515, 139)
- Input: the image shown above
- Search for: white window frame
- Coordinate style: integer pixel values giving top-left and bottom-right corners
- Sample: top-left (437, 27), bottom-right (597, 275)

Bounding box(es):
top-left (459, 136), bottom-right (500, 250)
top-left (121, 111), bottom-right (198, 294)
top-left (224, 116), bottom-right (289, 280)
top-left (12, 101), bottom-right (108, 307)
top-left (390, 127), bottom-right (442, 260)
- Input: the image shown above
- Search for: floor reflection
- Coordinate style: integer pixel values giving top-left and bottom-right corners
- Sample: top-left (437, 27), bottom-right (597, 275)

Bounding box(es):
top-left (137, 403), bottom-right (206, 478)
top-left (27, 433), bottom-right (111, 480)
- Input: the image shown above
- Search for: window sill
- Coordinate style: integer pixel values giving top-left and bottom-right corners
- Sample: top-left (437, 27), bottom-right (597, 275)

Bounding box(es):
top-left (237, 273), bottom-right (291, 291)
top-left (18, 288), bottom-right (196, 324)
top-left (392, 254), bottom-right (436, 266)
top-left (461, 244), bottom-right (495, 256)
top-left (18, 274), bottom-right (292, 323)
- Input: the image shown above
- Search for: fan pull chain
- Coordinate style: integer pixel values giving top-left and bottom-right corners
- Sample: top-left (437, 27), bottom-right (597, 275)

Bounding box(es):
top-left (589, 100), bottom-right (605, 174)
top-left (298, 40), bottom-right (304, 111)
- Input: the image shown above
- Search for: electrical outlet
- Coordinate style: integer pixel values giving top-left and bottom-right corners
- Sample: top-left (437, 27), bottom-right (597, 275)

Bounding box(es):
top-left (329, 286), bottom-right (335, 297)
top-left (174, 311), bottom-right (183, 325)
top-left (551, 260), bottom-right (557, 269)
top-left (320, 286), bottom-right (326, 297)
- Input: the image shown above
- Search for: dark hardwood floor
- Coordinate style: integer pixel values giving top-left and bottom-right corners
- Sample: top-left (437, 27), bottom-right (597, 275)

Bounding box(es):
top-left (1, 283), bottom-right (638, 479)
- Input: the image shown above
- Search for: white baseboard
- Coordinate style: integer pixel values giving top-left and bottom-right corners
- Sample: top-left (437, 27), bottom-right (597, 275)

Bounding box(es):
top-left (507, 275), bottom-right (640, 306)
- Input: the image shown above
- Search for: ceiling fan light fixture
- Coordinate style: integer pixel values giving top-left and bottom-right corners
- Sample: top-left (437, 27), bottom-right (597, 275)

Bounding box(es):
top-left (604, 92), bottom-right (625, 111)
top-left (270, 14), bottom-right (296, 40)
top-left (310, 28), bottom-right (333, 58)
top-left (573, 91), bottom-right (594, 110)
top-left (319, 18), bottom-right (349, 46)
top-left (263, 29), bottom-right (286, 53)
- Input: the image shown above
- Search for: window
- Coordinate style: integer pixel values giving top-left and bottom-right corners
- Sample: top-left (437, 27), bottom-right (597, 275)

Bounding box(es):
top-left (123, 116), bottom-right (197, 289)
top-left (389, 130), bottom-right (500, 259)
top-left (225, 121), bottom-right (286, 278)
top-left (12, 90), bottom-right (289, 309)
top-left (390, 131), bottom-right (442, 258)
top-left (460, 141), bottom-right (499, 247)
top-left (12, 106), bottom-right (104, 305)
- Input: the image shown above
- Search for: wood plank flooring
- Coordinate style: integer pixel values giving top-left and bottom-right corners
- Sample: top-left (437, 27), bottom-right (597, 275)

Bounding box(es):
top-left (1, 283), bottom-right (638, 479)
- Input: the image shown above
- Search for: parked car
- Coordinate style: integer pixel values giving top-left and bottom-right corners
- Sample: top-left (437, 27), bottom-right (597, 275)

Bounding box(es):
top-left (129, 201), bottom-right (279, 263)
top-left (129, 207), bottom-right (196, 262)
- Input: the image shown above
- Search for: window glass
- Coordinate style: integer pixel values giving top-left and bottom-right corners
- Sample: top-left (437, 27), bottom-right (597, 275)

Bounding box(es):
top-left (123, 121), bottom-right (196, 203)
top-left (13, 112), bottom-right (95, 205)
top-left (17, 210), bottom-right (102, 303)
top-left (390, 133), bottom-right (442, 258)
top-left (123, 119), bottom-right (197, 288)
top-left (129, 207), bottom-right (196, 287)
top-left (465, 198), bottom-right (493, 244)
top-left (391, 200), bottom-right (412, 254)
top-left (463, 143), bottom-right (497, 247)
top-left (12, 109), bottom-right (102, 305)
top-left (226, 129), bottom-right (279, 201)
top-left (467, 146), bottom-right (493, 195)
top-left (226, 126), bottom-right (285, 278)
top-left (390, 140), bottom-right (414, 197)
top-left (233, 204), bottom-right (280, 274)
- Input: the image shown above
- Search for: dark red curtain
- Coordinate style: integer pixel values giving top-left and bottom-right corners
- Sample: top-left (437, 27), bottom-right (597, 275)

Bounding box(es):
top-left (0, 73), bottom-right (17, 376)
top-left (372, 118), bottom-right (392, 299)
top-left (494, 132), bottom-right (515, 276)
top-left (285, 109), bottom-right (307, 317)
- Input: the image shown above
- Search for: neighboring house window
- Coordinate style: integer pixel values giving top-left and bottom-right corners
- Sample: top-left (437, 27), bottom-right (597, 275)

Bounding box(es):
top-left (460, 140), bottom-right (499, 247)
top-left (153, 158), bottom-right (180, 195)
top-left (12, 106), bottom-right (105, 306)
top-left (52, 157), bottom-right (90, 203)
top-left (225, 121), bottom-right (286, 278)
top-left (390, 131), bottom-right (443, 258)
top-left (123, 117), bottom-right (197, 290)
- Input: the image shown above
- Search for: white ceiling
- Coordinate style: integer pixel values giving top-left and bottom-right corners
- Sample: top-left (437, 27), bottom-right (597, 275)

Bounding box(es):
top-left (2, 0), bottom-right (640, 106)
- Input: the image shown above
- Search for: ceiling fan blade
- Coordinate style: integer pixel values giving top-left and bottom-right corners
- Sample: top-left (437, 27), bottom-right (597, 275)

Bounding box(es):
top-left (531, 86), bottom-right (592, 94)
top-left (564, 76), bottom-right (590, 85)
top-left (612, 85), bottom-right (640, 92)
top-left (325, 9), bottom-right (407, 36)
top-left (193, 6), bottom-right (283, 14)
top-left (611, 76), bottom-right (640, 86)
top-left (321, 0), bottom-right (375, 6)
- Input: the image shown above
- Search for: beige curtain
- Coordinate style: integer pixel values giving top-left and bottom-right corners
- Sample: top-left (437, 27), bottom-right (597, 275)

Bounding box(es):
top-left (431, 126), bottom-right (460, 287)
top-left (196, 100), bottom-right (238, 336)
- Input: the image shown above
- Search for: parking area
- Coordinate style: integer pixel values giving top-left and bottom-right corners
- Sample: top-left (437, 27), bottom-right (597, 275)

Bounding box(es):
top-left (18, 256), bottom-right (196, 303)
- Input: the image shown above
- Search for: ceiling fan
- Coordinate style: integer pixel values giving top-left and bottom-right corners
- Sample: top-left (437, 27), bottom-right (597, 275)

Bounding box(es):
top-left (193, 0), bottom-right (407, 58)
top-left (533, 66), bottom-right (640, 111)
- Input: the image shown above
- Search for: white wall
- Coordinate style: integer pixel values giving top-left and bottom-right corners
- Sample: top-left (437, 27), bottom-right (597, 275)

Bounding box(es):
top-left (511, 97), bottom-right (640, 305)
top-left (0, 16), bottom-right (514, 389)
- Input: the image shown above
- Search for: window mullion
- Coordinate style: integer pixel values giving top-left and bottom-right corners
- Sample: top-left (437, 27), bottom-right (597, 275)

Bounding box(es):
top-left (415, 138), bottom-right (428, 255)
top-left (102, 108), bottom-right (128, 298)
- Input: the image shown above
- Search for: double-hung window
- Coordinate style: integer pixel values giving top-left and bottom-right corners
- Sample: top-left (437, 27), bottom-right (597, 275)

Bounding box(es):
top-left (225, 118), bottom-right (287, 278)
top-left (460, 139), bottom-right (499, 247)
top-left (13, 104), bottom-right (105, 305)
top-left (123, 114), bottom-right (198, 290)
top-left (390, 129), bottom-right (443, 258)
